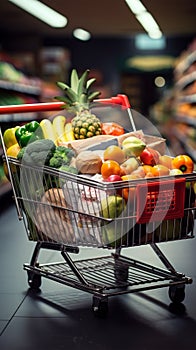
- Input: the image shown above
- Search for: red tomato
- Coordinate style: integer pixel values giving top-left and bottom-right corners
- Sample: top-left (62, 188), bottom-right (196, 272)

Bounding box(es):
top-left (101, 122), bottom-right (124, 136)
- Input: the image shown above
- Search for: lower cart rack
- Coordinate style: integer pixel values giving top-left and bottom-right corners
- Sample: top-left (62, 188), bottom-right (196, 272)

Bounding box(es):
top-left (23, 241), bottom-right (193, 317)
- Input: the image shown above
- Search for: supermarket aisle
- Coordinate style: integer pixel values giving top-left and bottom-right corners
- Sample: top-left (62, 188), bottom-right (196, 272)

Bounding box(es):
top-left (0, 201), bottom-right (196, 350)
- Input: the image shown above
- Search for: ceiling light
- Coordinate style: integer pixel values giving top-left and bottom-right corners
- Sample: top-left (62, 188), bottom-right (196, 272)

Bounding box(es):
top-left (148, 30), bottom-right (163, 39)
top-left (8, 0), bottom-right (68, 28)
top-left (73, 28), bottom-right (91, 41)
top-left (125, 0), bottom-right (146, 15)
top-left (154, 76), bottom-right (166, 88)
top-left (136, 11), bottom-right (160, 33)
top-left (124, 0), bottom-right (163, 38)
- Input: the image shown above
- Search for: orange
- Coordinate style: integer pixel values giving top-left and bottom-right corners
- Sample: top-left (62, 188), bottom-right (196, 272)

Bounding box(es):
top-left (122, 187), bottom-right (136, 202)
top-left (142, 165), bottom-right (156, 177)
top-left (103, 145), bottom-right (125, 164)
top-left (121, 174), bottom-right (138, 202)
top-left (101, 160), bottom-right (121, 179)
top-left (153, 164), bottom-right (170, 177)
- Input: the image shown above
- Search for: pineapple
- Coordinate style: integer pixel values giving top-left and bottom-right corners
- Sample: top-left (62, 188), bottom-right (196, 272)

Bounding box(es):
top-left (55, 69), bottom-right (102, 140)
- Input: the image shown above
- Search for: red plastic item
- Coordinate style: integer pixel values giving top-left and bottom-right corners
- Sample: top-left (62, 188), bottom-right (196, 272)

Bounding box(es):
top-left (136, 178), bottom-right (186, 224)
top-left (95, 94), bottom-right (131, 109)
top-left (0, 94), bottom-right (131, 115)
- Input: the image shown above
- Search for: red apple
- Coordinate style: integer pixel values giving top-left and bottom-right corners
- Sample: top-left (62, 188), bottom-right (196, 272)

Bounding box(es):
top-left (140, 147), bottom-right (160, 166)
top-left (106, 174), bottom-right (122, 182)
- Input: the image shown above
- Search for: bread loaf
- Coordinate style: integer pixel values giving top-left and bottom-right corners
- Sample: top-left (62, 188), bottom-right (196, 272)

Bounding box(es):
top-left (35, 188), bottom-right (75, 244)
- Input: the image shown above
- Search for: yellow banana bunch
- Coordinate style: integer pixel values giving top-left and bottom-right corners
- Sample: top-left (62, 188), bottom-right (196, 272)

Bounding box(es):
top-left (40, 119), bottom-right (57, 144)
top-left (52, 115), bottom-right (67, 144)
top-left (40, 115), bottom-right (75, 144)
top-left (64, 123), bottom-right (75, 141)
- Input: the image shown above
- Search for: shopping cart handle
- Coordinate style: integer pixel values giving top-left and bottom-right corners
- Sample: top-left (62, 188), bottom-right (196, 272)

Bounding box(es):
top-left (0, 95), bottom-right (130, 114)
top-left (95, 94), bottom-right (131, 109)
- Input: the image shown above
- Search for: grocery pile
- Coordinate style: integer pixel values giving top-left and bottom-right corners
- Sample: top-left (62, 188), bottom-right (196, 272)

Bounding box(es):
top-left (2, 68), bottom-right (195, 246)
top-left (3, 68), bottom-right (195, 180)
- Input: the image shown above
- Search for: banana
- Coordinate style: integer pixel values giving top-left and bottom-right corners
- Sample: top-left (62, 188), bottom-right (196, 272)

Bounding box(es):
top-left (40, 119), bottom-right (57, 144)
top-left (52, 115), bottom-right (67, 144)
top-left (64, 123), bottom-right (75, 141)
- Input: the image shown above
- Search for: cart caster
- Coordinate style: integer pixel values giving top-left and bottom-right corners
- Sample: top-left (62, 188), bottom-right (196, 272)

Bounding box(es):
top-left (114, 261), bottom-right (129, 283)
top-left (168, 284), bottom-right (185, 304)
top-left (92, 296), bottom-right (108, 317)
top-left (28, 271), bottom-right (42, 290)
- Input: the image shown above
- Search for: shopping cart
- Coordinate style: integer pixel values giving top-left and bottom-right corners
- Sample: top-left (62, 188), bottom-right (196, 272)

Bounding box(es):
top-left (0, 95), bottom-right (195, 317)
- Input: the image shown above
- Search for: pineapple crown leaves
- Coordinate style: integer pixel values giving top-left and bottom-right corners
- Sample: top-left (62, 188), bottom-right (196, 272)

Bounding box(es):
top-left (55, 69), bottom-right (101, 112)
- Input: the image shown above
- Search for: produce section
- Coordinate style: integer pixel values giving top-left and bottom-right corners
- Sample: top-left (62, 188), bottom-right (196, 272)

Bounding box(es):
top-left (152, 39), bottom-right (196, 162)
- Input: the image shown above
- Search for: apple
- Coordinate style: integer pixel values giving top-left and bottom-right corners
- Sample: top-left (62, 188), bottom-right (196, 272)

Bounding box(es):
top-left (120, 157), bottom-right (140, 175)
top-left (100, 195), bottom-right (126, 219)
top-left (122, 136), bottom-right (146, 157)
top-left (140, 147), bottom-right (160, 166)
top-left (169, 168), bottom-right (183, 175)
top-left (159, 155), bottom-right (173, 169)
top-left (105, 174), bottom-right (122, 182)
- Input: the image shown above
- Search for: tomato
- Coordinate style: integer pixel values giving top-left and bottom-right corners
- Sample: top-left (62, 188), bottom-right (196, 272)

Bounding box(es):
top-left (101, 160), bottom-right (121, 179)
top-left (101, 122), bottom-right (124, 136)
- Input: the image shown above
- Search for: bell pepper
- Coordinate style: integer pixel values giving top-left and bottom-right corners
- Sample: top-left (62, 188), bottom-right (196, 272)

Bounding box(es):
top-left (3, 126), bottom-right (19, 148)
top-left (172, 155), bottom-right (194, 174)
top-left (15, 121), bottom-right (44, 148)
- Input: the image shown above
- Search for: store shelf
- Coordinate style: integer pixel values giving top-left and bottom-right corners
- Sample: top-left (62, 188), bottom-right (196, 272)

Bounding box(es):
top-left (172, 128), bottom-right (196, 161)
top-left (175, 50), bottom-right (196, 75)
top-left (177, 94), bottom-right (196, 103)
top-left (174, 115), bottom-right (196, 126)
top-left (0, 79), bottom-right (41, 96)
top-left (0, 112), bottom-right (38, 122)
top-left (175, 71), bottom-right (196, 91)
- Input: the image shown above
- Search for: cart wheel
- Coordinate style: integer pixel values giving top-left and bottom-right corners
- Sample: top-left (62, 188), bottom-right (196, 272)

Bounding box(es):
top-left (28, 271), bottom-right (41, 290)
top-left (92, 296), bottom-right (108, 317)
top-left (114, 264), bottom-right (129, 282)
top-left (168, 285), bottom-right (185, 304)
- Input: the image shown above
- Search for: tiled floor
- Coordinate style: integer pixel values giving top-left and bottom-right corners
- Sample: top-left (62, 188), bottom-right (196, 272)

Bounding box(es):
top-left (0, 196), bottom-right (196, 350)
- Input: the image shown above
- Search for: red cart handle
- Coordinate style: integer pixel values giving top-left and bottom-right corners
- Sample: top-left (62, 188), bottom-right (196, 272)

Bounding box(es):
top-left (95, 94), bottom-right (131, 109)
top-left (0, 94), bottom-right (131, 115)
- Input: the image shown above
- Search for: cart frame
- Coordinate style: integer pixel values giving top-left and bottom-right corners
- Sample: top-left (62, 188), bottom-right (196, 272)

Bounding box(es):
top-left (0, 96), bottom-right (195, 317)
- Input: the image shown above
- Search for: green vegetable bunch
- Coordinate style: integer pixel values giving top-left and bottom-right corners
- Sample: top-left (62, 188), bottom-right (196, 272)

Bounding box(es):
top-left (49, 146), bottom-right (75, 168)
top-left (17, 139), bottom-right (56, 166)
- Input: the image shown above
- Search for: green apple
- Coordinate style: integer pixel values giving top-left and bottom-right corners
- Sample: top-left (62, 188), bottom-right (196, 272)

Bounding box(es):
top-left (122, 136), bottom-right (146, 157)
top-left (120, 157), bottom-right (140, 174)
top-left (100, 195), bottom-right (126, 219)
top-left (100, 195), bottom-right (127, 248)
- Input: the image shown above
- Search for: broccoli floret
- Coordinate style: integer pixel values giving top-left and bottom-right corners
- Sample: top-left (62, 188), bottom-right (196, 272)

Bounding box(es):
top-left (19, 139), bottom-right (56, 166)
top-left (58, 165), bottom-right (78, 174)
top-left (49, 146), bottom-right (75, 168)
